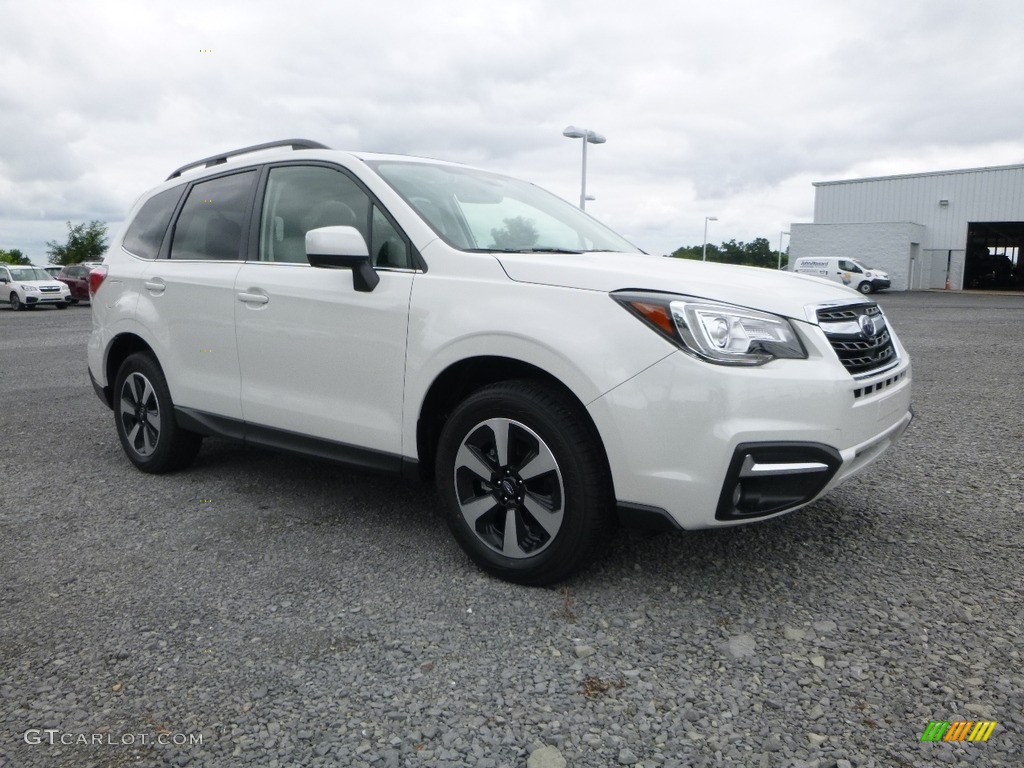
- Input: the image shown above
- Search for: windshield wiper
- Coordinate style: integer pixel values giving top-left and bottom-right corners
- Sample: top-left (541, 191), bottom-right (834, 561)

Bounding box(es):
top-left (520, 247), bottom-right (583, 254)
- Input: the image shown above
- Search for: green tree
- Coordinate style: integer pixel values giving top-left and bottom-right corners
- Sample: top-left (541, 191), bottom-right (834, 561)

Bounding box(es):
top-left (670, 237), bottom-right (784, 269)
top-left (670, 244), bottom-right (720, 261)
top-left (0, 248), bottom-right (31, 265)
top-left (46, 221), bottom-right (109, 265)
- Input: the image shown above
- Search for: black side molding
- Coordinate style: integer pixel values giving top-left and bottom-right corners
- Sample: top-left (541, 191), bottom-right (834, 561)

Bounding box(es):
top-left (616, 502), bottom-right (683, 532)
top-left (174, 406), bottom-right (406, 476)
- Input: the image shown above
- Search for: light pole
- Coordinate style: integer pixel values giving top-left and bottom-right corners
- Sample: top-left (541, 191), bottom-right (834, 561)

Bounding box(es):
top-left (702, 216), bottom-right (718, 261)
top-left (778, 230), bottom-right (790, 270)
top-left (562, 126), bottom-right (606, 210)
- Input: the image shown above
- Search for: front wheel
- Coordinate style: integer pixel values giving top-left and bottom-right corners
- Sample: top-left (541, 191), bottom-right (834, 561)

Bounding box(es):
top-left (113, 353), bottom-right (203, 473)
top-left (436, 380), bottom-right (614, 585)
top-left (858, 281), bottom-right (873, 294)
top-left (56, 302), bottom-right (69, 309)
top-left (10, 293), bottom-right (23, 310)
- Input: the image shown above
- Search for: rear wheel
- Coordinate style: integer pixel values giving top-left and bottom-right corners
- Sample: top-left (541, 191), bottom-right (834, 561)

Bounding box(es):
top-left (113, 353), bottom-right (202, 473)
top-left (436, 380), bottom-right (614, 585)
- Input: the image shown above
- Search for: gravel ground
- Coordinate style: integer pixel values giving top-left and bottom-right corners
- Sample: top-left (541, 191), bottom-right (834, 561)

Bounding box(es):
top-left (1, 292), bottom-right (1021, 768)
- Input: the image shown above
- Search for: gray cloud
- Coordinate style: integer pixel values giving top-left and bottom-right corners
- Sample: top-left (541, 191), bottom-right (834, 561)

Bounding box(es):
top-left (1, 0), bottom-right (1022, 260)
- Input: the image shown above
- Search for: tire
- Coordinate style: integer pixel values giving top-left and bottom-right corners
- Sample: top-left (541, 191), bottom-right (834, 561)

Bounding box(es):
top-left (56, 302), bottom-right (69, 309)
top-left (10, 292), bottom-right (23, 311)
top-left (436, 380), bottom-right (614, 585)
top-left (113, 352), bottom-right (203, 473)
top-left (857, 281), bottom-right (873, 294)
top-left (71, 299), bottom-right (80, 305)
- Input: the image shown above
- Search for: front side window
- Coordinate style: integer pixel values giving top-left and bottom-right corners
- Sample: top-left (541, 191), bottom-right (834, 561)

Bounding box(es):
top-left (369, 160), bottom-right (639, 255)
top-left (838, 260), bottom-right (862, 273)
top-left (123, 186), bottom-right (183, 259)
top-left (259, 166), bottom-right (371, 263)
top-left (170, 172), bottom-right (255, 261)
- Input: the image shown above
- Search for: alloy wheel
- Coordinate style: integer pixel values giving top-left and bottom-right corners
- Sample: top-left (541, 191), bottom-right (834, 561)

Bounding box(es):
top-left (453, 418), bottom-right (564, 558)
top-left (119, 372), bottom-right (162, 457)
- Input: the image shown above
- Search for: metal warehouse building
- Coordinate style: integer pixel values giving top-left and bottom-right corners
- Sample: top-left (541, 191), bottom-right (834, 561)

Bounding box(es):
top-left (788, 163), bottom-right (1024, 291)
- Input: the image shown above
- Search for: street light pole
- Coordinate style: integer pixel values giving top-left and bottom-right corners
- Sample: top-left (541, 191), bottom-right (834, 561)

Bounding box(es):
top-left (562, 126), bottom-right (606, 210)
top-left (702, 216), bottom-right (718, 261)
top-left (778, 230), bottom-right (790, 270)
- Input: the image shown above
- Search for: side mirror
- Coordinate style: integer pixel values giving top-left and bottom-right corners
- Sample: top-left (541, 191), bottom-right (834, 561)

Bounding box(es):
top-left (305, 226), bottom-right (379, 292)
top-left (0, 276), bottom-right (7, 283)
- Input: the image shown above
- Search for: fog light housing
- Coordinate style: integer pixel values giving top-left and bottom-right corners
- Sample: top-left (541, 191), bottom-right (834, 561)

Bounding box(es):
top-left (716, 442), bottom-right (842, 521)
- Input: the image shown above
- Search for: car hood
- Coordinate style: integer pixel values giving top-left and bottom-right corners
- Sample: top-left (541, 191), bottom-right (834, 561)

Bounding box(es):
top-left (494, 252), bottom-right (863, 322)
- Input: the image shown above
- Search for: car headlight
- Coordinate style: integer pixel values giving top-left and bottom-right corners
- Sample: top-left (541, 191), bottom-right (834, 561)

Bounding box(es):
top-left (612, 291), bottom-right (806, 366)
top-left (21, 284), bottom-right (39, 291)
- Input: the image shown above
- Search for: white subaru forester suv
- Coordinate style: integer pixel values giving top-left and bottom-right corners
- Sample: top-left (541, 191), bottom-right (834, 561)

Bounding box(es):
top-left (88, 139), bottom-right (912, 585)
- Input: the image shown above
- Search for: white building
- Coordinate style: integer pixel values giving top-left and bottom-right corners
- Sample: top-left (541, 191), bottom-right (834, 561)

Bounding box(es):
top-left (789, 164), bottom-right (1024, 290)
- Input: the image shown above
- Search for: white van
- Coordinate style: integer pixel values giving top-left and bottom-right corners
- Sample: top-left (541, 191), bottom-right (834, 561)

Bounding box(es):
top-left (792, 257), bottom-right (891, 294)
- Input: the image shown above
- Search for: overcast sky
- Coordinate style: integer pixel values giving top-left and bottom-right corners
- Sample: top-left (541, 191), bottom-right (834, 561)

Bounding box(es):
top-left (2, 0), bottom-right (1023, 261)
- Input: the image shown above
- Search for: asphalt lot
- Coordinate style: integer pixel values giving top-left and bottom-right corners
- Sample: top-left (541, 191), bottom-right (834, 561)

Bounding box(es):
top-left (1, 292), bottom-right (1021, 768)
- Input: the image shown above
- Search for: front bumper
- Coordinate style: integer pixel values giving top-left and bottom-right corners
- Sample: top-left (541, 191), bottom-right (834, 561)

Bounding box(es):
top-left (590, 323), bottom-right (912, 530)
top-left (24, 292), bottom-right (70, 305)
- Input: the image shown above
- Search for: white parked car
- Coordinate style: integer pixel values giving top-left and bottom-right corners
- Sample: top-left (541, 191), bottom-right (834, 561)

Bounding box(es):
top-left (88, 139), bottom-right (913, 584)
top-left (1, 264), bottom-right (72, 309)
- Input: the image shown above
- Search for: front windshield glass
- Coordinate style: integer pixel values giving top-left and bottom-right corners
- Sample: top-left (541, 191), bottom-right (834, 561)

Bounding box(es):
top-left (8, 267), bottom-right (50, 281)
top-left (369, 160), bottom-right (640, 254)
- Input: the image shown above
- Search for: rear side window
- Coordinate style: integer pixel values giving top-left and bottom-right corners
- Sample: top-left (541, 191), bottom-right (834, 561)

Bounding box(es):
top-left (170, 172), bottom-right (256, 260)
top-left (122, 187), bottom-right (183, 259)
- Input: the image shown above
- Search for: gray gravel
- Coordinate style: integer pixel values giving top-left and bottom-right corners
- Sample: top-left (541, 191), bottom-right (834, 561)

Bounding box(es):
top-left (1, 292), bottom-right (1022, 768)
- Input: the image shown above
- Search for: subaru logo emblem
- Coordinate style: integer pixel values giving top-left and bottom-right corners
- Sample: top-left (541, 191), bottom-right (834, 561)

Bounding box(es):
top-left (858, 314), bottom-right (877, 338)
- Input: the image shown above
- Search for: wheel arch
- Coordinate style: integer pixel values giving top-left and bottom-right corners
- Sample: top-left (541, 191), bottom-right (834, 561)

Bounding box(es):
top-left (102, 332), bottom-right (158, 408)
top-left (415, 356), bottom-right (612, 488)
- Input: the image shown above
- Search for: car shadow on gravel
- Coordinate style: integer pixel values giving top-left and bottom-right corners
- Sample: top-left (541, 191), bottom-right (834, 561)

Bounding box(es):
top-left (168, 435), bottom-right (886, 589)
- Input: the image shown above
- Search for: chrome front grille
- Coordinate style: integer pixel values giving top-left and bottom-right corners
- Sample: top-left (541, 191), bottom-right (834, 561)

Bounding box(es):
top-left (816, 303), bottom-right (898, 377)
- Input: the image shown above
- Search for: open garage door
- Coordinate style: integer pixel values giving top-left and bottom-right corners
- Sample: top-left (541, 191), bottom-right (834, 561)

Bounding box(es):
top-left (965, 222), bottom-right (1024, 290)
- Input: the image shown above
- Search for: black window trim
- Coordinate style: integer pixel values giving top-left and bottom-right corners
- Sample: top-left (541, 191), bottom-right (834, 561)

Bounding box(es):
top-left (248, 160), bottom-right (427, 272)
top-left (160, 168), bottom-right (260, 262)
top-left (121, 185), bottom-right (186, 261)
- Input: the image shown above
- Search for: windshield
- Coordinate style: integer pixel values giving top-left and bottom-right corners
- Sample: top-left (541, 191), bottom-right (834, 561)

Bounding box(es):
top-left (8, 267), bottom-right (51, 281)
top-left (369, 160), bottom-right (640, 254)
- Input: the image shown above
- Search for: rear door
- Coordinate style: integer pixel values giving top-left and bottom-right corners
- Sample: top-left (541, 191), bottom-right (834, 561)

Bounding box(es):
top-left (234, 163), bottom-right (416, 458)
top-left (139, 170), bottom-right (257, 419)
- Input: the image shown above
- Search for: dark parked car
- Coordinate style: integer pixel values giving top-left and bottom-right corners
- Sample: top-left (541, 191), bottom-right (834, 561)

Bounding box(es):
top-left (56, 263), bottom-right (102, 303)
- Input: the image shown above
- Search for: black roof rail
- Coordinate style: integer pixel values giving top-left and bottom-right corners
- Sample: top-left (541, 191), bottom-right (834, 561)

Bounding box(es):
top-left (166, 139), bottom-right (330, 180)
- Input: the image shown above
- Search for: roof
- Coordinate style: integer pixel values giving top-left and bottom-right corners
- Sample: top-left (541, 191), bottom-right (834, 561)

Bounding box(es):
top-left (813, 162), bottom-right (1024, 187)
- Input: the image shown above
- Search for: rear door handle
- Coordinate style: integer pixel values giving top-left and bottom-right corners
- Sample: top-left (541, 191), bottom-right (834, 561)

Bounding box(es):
top-left (237, 291), bottom-right (269, 305)
top-left (143, 279), bottom-right (165, 295)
